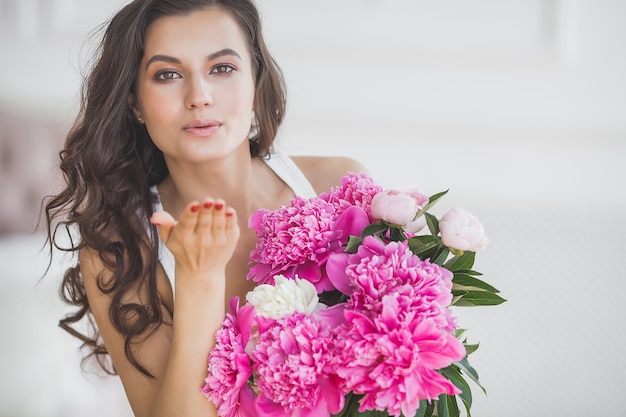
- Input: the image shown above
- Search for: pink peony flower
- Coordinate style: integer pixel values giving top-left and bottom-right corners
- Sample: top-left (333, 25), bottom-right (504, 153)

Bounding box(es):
top-left (439, 207), bottom-right (488, 252)
top-left (331, 205), bottom-right (372, 246)
top-left (251, 311), bottom-right (344, 417)
top-left (247, 197), bottom-right (342, 292)
top-left (202, 298), bottom-right (258, 417)
top-left (204, 173), bottom-right (498, 417)
top-left (320, 172), bottom-right (383, 222)
top-left (370, 186), bottom-right (429, 233)
top-left (328, 236), bottom-right (456, 331)
top-left (333, 295), bottom-right (466, 417)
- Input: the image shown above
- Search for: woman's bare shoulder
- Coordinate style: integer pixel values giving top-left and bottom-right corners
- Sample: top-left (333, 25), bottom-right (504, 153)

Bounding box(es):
top-left (290, 155), bottom-right (370, 194)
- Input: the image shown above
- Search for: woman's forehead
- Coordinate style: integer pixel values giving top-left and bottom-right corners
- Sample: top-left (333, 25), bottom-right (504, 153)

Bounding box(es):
top-left (142, 8), bottom-right (250, 60)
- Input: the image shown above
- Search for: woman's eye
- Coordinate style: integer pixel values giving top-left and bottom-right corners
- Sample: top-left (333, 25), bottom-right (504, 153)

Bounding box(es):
top-left (155, 70), bottom-right (181, 81)
top-left (211, 64), bottom-right (235, 75)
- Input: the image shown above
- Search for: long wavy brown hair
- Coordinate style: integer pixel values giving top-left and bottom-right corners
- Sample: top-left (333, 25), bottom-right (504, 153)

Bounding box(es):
top-left (43, 0), bottom-right (286, 377)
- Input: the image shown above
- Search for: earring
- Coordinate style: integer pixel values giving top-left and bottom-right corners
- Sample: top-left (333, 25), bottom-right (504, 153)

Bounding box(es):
top-left (249, 110), bottom-right (259, 142)
top-left (137, 115), bottom-right (144, 123)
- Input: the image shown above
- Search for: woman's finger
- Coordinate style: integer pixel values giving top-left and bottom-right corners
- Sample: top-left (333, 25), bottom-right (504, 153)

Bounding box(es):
top-left (150, 211), bottom-right (177, 244)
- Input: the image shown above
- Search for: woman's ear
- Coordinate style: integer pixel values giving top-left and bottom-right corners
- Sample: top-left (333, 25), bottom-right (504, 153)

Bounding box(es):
top-left (128, 94), bottom-right (144, 123)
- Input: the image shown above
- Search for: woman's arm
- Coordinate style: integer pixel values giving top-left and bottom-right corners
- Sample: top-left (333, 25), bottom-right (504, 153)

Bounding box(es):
top-left (82, 198), bottom-right (239, 417)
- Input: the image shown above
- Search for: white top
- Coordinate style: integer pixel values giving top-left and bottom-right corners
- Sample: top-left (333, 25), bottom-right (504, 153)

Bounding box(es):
top-left (150, 151), bottom-right (317, 292)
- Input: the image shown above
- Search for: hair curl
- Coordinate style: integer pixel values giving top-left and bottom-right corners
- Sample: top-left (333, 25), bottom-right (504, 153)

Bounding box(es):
top-left (43, 0), bottom-right (286, 377)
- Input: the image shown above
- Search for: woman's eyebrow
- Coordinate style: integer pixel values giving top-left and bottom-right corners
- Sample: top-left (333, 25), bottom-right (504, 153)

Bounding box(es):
top-left (145, 48), bottom-right (242, 70)
top-left (145, 54), bottom-right (180, 70)
top-left (207, 48), bottom-right (241, 61)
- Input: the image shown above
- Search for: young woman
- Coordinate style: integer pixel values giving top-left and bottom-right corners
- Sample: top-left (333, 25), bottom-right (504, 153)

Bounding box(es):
top-left (44, 1), bottom-right (367, 416)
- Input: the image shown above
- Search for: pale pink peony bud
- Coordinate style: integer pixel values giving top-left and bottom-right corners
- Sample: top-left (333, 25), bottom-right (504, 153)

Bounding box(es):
top-left (403, 216), bottom-right (427, 234)
top-left (370, 186), bottom-right (429, 233)
top-left (439, 207), bottom-right (488, 252)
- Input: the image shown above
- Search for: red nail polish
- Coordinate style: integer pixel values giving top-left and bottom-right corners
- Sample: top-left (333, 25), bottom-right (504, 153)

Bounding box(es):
top-left (191, 203), bottom-right (200, 213)
top-left (226, 210), bottom-right (234, 217)
top-left (204, 201), bottom-right (213, 209)
top-left (215, 202), bottom-right (224, 210)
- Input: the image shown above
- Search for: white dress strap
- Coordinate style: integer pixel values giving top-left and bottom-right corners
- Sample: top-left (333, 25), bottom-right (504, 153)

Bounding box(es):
top-left (150, 151), bottom-right (317, 294)
top-left (264, 151), bottom-right (318, 198)
top-left (150, 186), bottom-right (176, 286)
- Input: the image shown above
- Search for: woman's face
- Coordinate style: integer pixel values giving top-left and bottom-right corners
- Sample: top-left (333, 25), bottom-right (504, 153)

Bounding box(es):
top-left (133, 8), bottom-right (256, 164)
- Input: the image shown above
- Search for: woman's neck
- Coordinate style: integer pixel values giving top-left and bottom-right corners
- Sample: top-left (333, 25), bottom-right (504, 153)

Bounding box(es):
top-left (157, 148), bottom-right (290, 221)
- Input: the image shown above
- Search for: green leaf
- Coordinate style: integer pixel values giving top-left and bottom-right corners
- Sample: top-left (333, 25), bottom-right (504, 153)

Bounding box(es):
top-left (408, 235), bottom-right (449, 263)
top-left (452, 273), bottom-right (500, 293)
top-left (425, 212), bottom-right (440, 236)
top-left (436, 397), bottom-right (449, 417)
top-left (463, 343), bottom-right (480, 356)
top-left (444, 251), bottom-right (475, 271)
top-left (408, 236), bottom-right (441, 258)
top-left (453, 290), bottom-right (507, 306)
top-left (451, 289), bottom-right (468, 305)
top-left (354, 410), bottom-right (388, 416)
top-left (415, 189), bottom-right (449, 218)
top-left (408, 235), bottom-right (438, 248)
top-left (454, 357), bottom-right (487, 395)
top-left (428, 189), bottom-right (449, 204)
top-left (345, 236), bottom-right (363, 253)
top-left (440, 366), bottom-right (473, 410)
top-left (432, 247), bottom-right (450, 266)
top-left (415, 402), bottom-right (427, 417)
top-left (454, 328), bottom-right (470, 340)
top-left (319, 289), bottom-right (347, 305)
top-left (452, 268), bottom-right (483, 276)
top-left (436, 394), bottom-right (460, 417)
top-left (419, 401), bottom-right (436, 417)
top-left (361, 223), bottom-right (389, 238)
top-left (333, 393), bottom-right (361, 416)
top-left (389, 226), bottom-right (407, 242)
top-left (449, 395), bottom-right (461, 417)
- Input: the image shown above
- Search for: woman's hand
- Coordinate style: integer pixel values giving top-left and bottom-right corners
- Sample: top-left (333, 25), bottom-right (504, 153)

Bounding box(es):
top-left (150, 198), bottom-right (240, 276)
top-left (142, 197), bottom-right (238, 417)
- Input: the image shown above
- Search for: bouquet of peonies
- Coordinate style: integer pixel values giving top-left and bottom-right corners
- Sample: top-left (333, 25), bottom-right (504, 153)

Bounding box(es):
top-left (202, 172), bottom-right (505, 417)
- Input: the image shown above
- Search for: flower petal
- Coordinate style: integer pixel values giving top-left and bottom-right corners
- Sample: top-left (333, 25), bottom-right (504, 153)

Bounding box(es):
top-left (326, 252), bottom-right (352, 295)
top-left (333, 205), bottom-right (371, 243)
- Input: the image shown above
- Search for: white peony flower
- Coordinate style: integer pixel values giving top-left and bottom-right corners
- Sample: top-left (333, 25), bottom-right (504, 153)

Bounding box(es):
top-left (439, 207), bottom-right (488, 252)
top-left (245, 275), bottom-right (325, 319)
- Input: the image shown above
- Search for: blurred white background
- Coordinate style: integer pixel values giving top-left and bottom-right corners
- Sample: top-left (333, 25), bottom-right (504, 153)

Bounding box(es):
top-left (1, 0), bottom-right (625, 416)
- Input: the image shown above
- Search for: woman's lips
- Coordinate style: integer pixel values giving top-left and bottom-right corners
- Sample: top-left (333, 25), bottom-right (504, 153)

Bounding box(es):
top-left (183, 119), bottom-right (222, 137)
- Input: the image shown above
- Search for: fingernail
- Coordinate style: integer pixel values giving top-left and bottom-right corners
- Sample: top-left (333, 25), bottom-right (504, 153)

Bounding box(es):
top-left (191, 203), bottom-right (200, 213)
top-left (215, 202), bottom-right (224, 210)
top-left (204, 201), bottom-right (213, 209)
top-left (226, 210), bottom-right (234, 217)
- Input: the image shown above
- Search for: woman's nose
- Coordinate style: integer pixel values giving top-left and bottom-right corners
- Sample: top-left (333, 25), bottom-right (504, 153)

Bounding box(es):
top-left (185, 76), bottom-right (213, 109)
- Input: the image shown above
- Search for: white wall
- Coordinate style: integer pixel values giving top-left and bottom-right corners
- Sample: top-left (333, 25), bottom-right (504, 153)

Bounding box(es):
top-left (1, 1), bottom-right (624, 416)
